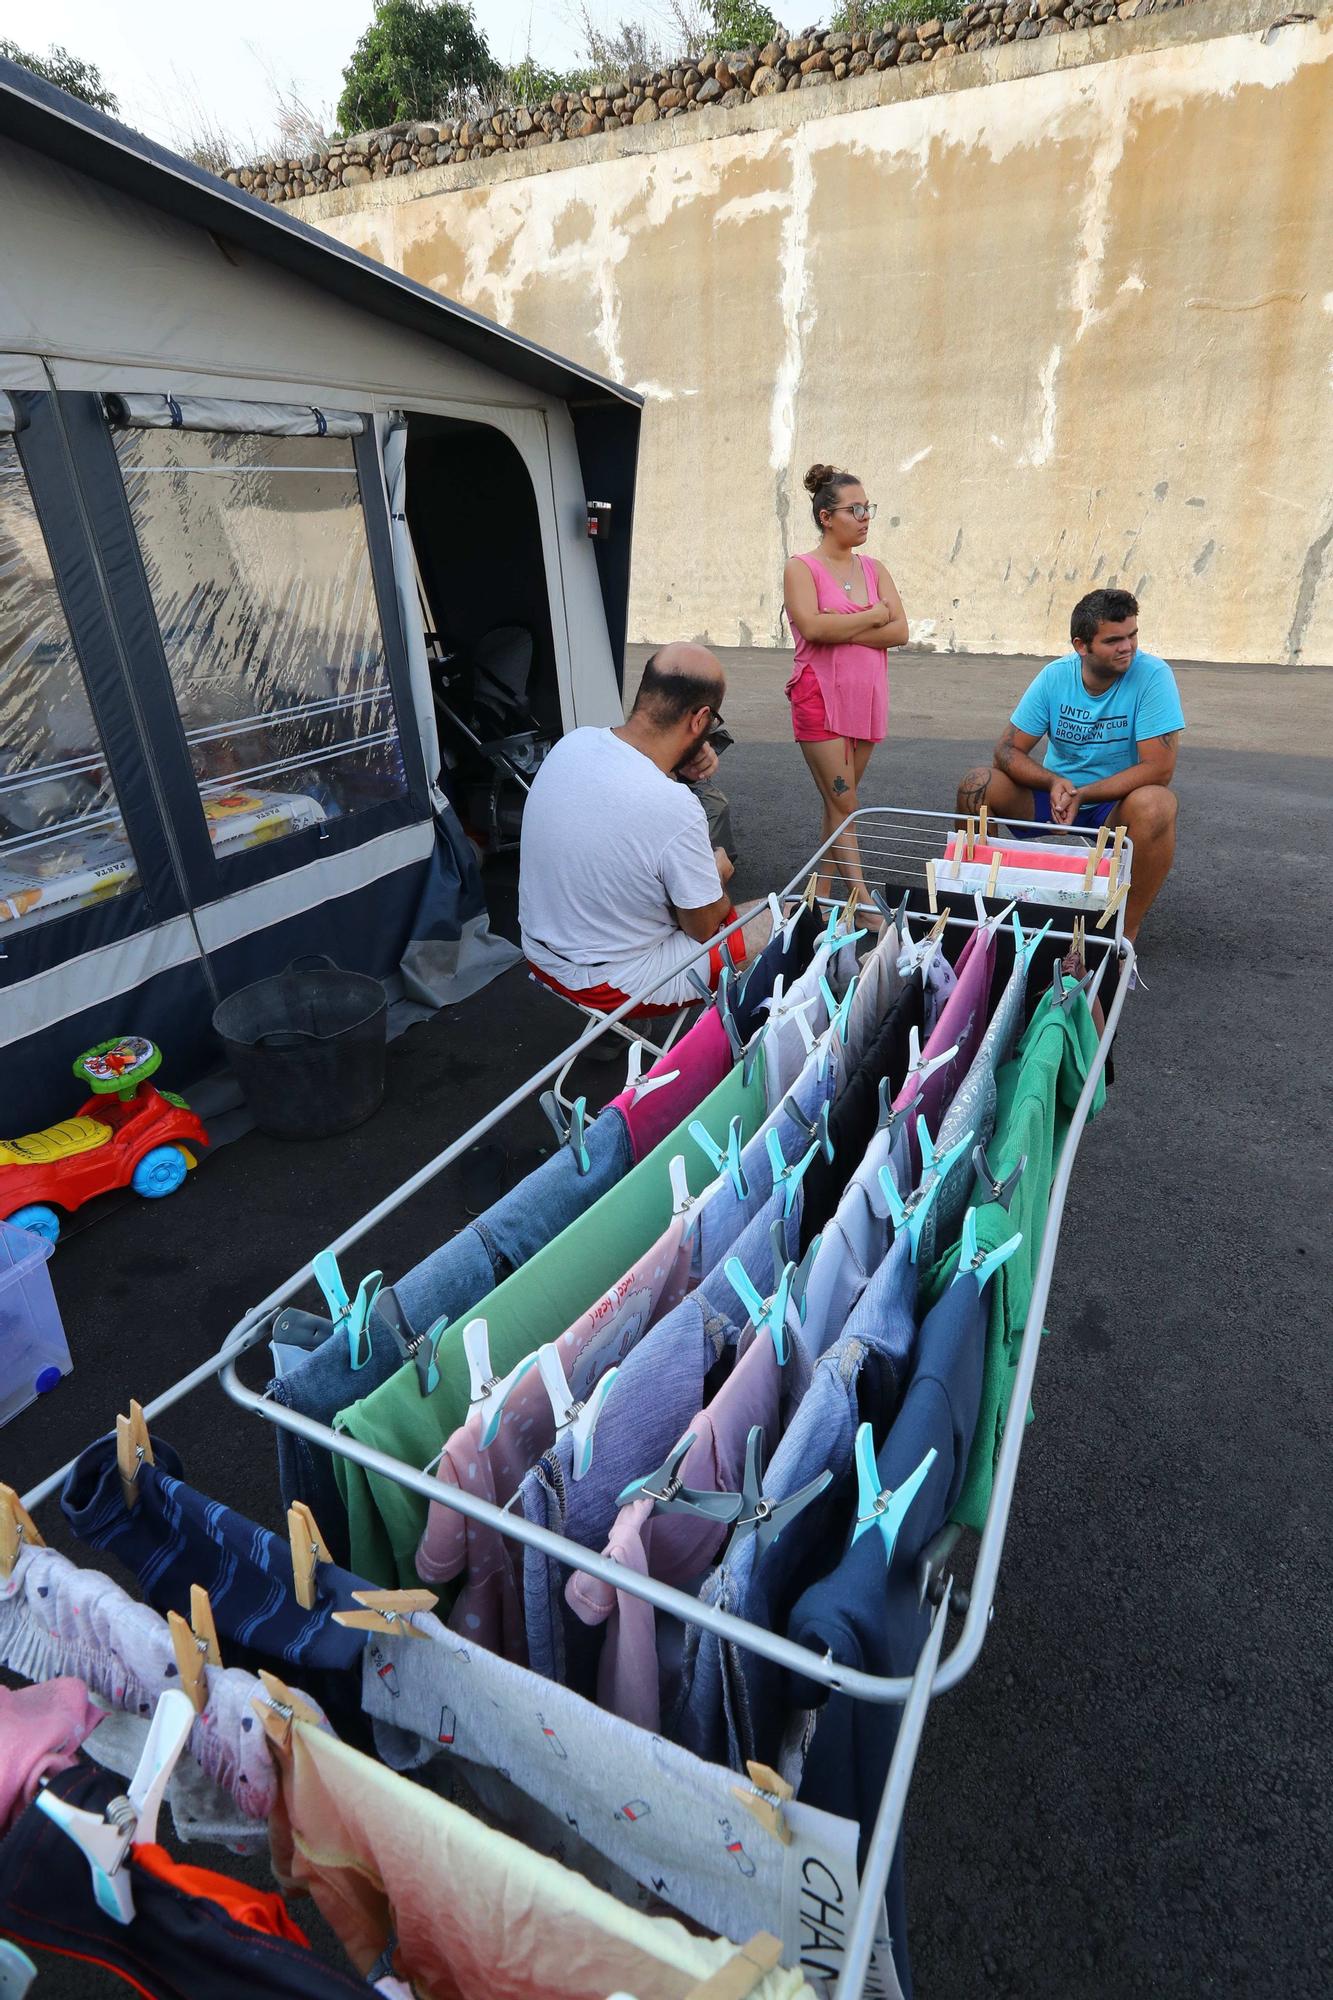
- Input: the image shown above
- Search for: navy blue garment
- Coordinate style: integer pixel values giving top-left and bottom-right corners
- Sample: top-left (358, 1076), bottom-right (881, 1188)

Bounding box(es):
top-left (798, 970), bottom-right (926, 1253)
top-left (784, 1272), bottom-right (988, 1999)
top-left (62, 1431), bottom-right (369, 1733)
top-left (270, 1308), bottom-right (406, 1571)
top-left (0, 1761), bottom-right (373, 1997)
top-left (731, 907), bottom-right (821, 1044)
top-left (394, 1104), bottom-right (633, 1335)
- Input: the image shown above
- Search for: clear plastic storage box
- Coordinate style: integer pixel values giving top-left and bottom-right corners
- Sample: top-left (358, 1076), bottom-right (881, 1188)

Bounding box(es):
top-left (0, 1220), bottom-right (72, 1428)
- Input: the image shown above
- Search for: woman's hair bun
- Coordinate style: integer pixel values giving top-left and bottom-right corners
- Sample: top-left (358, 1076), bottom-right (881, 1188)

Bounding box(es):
top-left (804, 463), bottom-right (840, 496)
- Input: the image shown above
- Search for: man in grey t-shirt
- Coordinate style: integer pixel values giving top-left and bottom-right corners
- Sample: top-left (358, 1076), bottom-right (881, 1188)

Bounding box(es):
top-left (520, 646), bottom-right (766, 1006)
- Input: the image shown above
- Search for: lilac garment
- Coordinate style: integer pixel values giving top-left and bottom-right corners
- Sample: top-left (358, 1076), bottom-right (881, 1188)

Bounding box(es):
top-left (798, 1126), bottom-right (907, 1361)
top-left (0, 1679), bottom-right (101, 1834)
top-left (759, 926), bottom-right (857, 1111)
top-left (914, 931), bottom-right (1032, 1269)
top-left (518, 1198), bottom-right (795, 1695)
top-left (605, 1008), bottom-right (733, 1163)
top-left (416, 1208), bottom-right (694, 1661)
top-left (672, 1229), bottom-right (921, 1769)
top-left (897, 929), bottom-right (957, 1036)
top-left (693, 1029), bottom-right (838, 1279)
top-left (0, 1542), bottom-right (297, 1825)
top-left (565, 1321), bottom-right (781, 1731)
top-left (890, 925), bottom-right (997, 1182)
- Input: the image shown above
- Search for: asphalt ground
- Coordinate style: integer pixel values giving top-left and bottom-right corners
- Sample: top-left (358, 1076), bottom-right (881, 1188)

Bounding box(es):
top-left (5, 648), bottom-right (1332, 1997)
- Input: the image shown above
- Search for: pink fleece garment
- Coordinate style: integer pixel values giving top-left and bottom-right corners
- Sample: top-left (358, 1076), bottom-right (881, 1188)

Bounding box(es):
top-left (890, 925), bottom-right (997, 1182)
top-left (0, 1677), bottom-right (103, 1833)
top-left (566, 1327), bottom-right (781, 1731)
top-left (417, 1210), bottom-right (694, 1661)
top-left (605, 1008), bottom-right (732, 1162)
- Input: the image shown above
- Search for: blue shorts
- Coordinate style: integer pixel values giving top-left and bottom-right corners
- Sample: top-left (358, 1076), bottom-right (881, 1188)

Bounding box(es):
top-left (1028, 791), bottom-right (1117, 832)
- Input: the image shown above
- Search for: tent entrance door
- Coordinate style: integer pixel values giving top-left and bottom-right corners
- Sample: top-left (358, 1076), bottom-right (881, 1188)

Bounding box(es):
top-left (404, 415), bottom-right (558, 855)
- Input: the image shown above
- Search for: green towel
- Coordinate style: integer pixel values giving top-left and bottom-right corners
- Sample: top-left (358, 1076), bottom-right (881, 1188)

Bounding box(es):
top-left (920, 979), bottom-right (1106, 1533)
top-left (332, 1054), bottom-right (768, 1586)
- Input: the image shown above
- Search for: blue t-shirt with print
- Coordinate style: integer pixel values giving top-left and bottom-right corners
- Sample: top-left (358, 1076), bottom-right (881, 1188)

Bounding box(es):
top-left (1011, 650), bottom-right (1185, 787)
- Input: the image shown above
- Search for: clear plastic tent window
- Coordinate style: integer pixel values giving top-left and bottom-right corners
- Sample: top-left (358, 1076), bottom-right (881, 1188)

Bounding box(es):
top-left (0, 441), bottom-right (141, 934)
top-left (115, 427), bottom-right (407, 860)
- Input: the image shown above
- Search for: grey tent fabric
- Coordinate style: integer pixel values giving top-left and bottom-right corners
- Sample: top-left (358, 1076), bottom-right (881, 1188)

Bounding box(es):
top-left (0, 391), bottom-right (16, 432)
top-left (103, 394), bottom-right (365, 437)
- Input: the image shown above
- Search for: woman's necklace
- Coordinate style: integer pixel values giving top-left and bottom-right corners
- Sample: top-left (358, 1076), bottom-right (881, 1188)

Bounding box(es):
top-left (828, 549), bottom-right (859, 596)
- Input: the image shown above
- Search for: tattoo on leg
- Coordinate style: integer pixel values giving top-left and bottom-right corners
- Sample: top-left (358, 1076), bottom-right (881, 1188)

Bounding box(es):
top-left (832, 776), bottom-right (849, 796)
top-left (957, 771), bottom-right (990, 815)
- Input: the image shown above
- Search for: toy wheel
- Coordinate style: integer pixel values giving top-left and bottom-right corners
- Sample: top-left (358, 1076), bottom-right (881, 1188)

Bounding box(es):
top-left (132, 1145), bottom-right (189, 1200)
top-left (7, 1204), bottom-right (61, 1244)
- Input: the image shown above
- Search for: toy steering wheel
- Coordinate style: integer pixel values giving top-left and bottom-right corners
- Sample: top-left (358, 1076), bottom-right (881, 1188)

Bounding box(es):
top-left (74, 1036), bottom-right (162, 1099)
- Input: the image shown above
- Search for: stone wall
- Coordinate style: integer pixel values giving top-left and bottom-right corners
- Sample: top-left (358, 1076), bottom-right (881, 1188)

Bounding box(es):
top-left (226, 0), bottom-right (1203, 203)
top-left (285, 0), bottom-right (1333, 667)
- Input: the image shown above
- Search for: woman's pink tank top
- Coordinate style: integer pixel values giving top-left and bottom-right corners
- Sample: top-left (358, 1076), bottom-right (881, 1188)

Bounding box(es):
top-left (786, 552), bottom-right (889, 743)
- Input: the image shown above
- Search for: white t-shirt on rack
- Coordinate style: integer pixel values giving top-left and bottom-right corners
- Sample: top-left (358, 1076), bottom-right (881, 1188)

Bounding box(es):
top-left (519, 726), bottom-right (723, 992)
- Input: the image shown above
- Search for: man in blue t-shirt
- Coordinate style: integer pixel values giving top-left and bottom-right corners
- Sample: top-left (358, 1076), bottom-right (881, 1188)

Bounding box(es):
top-left (956, 588), bottom-right (1184, 941)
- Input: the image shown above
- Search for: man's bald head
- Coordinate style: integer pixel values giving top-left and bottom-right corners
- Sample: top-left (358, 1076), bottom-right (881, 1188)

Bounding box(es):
top-left (629, 644), bottom-right (726, 733)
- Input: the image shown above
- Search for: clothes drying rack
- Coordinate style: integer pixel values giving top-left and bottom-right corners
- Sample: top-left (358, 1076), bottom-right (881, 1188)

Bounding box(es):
top-left (22, 805), bottom-right (1134, 2000)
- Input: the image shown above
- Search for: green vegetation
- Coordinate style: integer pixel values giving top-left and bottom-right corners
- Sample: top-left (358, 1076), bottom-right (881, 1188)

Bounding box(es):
top-left (828, 0), bottom-right (938, 26)
top-left (707, 0), bottom-right (784, 45)
top-left (337, 1), bottom-right (499, 130)
top-left (0, 39), bottom-right (118, 112)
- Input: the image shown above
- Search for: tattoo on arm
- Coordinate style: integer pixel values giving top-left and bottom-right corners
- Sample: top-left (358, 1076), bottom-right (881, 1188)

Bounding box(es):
top-left (1159, 731), bottom-right (1179, 748)
top-left (957, 772), bottom-right (990, 815)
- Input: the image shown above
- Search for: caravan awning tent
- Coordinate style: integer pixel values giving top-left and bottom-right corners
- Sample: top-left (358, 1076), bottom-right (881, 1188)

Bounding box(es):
top-left (0, 59), bottom-right (642, 1134)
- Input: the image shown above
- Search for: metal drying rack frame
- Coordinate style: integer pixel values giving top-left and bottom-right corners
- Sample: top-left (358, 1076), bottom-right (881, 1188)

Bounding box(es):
top-left (21, 805), bottom-right (1134, 1999)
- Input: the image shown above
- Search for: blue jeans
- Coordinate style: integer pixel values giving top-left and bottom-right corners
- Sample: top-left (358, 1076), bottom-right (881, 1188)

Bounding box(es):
top-left (395, 1106), bottom-right (634, 1336)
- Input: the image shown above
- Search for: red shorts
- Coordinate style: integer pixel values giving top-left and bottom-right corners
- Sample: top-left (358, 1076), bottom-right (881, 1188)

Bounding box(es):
top-left (528, 912), bottom-right (746, 1016)
top-left (787, 663), bottom-right (841, 744)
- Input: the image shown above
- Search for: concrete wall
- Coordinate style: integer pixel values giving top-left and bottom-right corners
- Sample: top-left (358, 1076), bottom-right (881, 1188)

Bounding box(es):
top-left (291, 1), bottom-right (1333, 666)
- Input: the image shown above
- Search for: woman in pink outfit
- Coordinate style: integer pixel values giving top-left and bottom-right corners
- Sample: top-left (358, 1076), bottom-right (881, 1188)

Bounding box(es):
top-left (783, 462), bottom-right (908, 906)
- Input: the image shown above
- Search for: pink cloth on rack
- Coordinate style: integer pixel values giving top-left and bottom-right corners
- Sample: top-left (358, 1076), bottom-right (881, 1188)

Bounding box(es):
top-left (890, 925), bottom-right (998, 1181)
top-left (566, 1327), bottom-right (781, 1732)
top-left (416, 1210), bottom-right (695, 1659)
top-left (605, 1007), bottom-right (733, 1162)
top-left (0, 1678), bottom-right (103, 1833)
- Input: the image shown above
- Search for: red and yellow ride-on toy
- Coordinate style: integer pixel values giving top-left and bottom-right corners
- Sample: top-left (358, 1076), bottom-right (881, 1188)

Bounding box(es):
top-left (0, 1037), bottom-right (208, 1244)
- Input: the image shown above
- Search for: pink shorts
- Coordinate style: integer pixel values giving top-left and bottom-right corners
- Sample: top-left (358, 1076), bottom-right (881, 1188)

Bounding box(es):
top-left (787, 663), bottom-right (841, 744)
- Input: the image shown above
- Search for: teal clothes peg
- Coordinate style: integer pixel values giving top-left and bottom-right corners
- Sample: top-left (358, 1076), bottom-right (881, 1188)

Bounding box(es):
top-left (763, 1126), bottom-right (819, 1220)
top-left (817, 969), bottom-right (859, 1050)
top-left (312, 1249), bottom-right (381, 1369)
top-left (784, 1092), bottom-right (833, 1164)
top-left (311, 1247), bottom-right (349, 1325)
top-left (690, 1113), bottom-right (748, 1202)
top-left (539, 1089), bottom-right (591, 1175)
top-left (876, 1118), bottom-right (973, 1260)
top-left (953, 1207), bottom-right (1023, 1293)
top-left (723, 1256), bottom-right (797, 1365)
top-left (851, 1423), bottom-right (937, 1560)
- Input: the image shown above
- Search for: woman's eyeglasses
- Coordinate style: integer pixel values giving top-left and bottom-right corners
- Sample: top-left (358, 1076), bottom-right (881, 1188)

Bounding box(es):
top-left (835, 502), bottom-right (877, 523)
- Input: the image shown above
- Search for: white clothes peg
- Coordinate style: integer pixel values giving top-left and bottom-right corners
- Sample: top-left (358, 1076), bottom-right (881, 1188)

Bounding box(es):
top-left (465, 1319), bottom-right (539, 1450)
top-left (624, 1041), bottom-right (680, 1105)
top-left (535, 1344), bottom-right (618, 1480)
top-left (36, 1688), bottom-right (194, 1924)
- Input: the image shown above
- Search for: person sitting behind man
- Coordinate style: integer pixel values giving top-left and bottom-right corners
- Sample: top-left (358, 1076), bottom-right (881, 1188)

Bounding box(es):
top-left (520, 643), bottom-right (766, 1009)
top-left (956, 588), bottom-right (1184, 942)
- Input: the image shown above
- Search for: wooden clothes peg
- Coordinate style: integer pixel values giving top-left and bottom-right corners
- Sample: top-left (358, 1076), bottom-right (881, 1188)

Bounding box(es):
top-left (287, 1500), bottom-right (333, 1610)
top-left (925, 859), bottom-right (938, 914)
top-left (730, 1761), bottom-right (793, 1847)
top-left (0, 1483), bottom-right (44, 1577)
top-left (333, 1588), bottom-right (438, 1640)
top-left (682, 1933), bottom-right (784, 2000)
top-left (250, 1669), bottom-right (323, 1749)
top-left (1108, 821), bottom-right (1128, 894)
top-left (801, 871), bottom-right (818, 912)
top-left (116, 1401), bottom-right (153, 1511)
top-left (965, 815), bottom-right (977, 862)
top-left (1081, 820), bottom-right (1112, 892)
top-left (926, 904), bottom-right (951, 944)
top-left (1097, 881), bottom-right (1130, 931)
top-left (168, 1585), bottom-right (222, 1715)
top-left (985, 850), bottom-right (1002, 898)
top-left (979, 800), bottom-right (989, 850)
